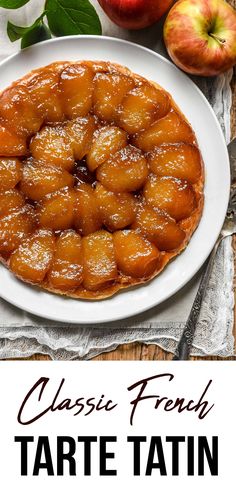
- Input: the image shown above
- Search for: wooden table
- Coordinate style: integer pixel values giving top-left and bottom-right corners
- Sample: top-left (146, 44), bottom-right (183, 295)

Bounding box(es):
top-left (6, 0), bottom-right (236, 362)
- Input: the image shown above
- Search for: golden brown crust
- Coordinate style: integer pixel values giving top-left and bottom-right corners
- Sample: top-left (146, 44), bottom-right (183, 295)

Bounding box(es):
top-left (0, 60), bottom-right (204, 300)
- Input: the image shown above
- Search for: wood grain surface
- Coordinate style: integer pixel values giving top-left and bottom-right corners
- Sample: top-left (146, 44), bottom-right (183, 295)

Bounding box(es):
top-left (4, 0), bottom-right (236, 362)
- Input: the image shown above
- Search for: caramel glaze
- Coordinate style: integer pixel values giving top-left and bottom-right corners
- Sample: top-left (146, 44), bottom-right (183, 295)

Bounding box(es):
top-left (0, 61), bottom-right (204, 300)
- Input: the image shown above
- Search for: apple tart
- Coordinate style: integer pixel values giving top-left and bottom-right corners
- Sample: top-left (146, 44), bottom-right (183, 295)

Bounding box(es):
top-left (0, 61), bottom-right (204, 299)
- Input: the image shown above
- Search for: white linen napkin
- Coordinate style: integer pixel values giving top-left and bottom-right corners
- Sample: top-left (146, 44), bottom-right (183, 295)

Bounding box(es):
top-left (0, 1), bottom-right (234, 359)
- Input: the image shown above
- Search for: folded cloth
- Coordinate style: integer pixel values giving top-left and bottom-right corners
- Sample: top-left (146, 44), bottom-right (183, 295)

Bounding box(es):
top-left (0, 1), bottom-right (234, 360)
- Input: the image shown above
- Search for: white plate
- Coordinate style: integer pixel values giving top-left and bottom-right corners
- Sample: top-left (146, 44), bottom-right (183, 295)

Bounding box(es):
top-left (0, 36), bottom-right (230, 324)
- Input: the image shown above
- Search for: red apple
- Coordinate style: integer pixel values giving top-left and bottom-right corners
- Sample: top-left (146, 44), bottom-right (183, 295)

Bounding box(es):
top-left (98, 0), bottom-right (174, 30)
top-left (164, 0), bottom-right (236, 76)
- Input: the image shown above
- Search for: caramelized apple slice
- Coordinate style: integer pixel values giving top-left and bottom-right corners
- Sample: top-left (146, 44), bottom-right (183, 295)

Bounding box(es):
top-left (87, 126), bottom-right (127, 172)
top-left (60, 64), bottom-right (94, 118)
top-left (0, 158), bottom-right (22, 191)
top-left (113, 230), bottom-right (161, 278)
top-left (144, 176), bottom-right (196, 221)
top-left (95, 183), bottom-right (137, 231)
top-left (0, 85), bottom-right (42, 137)
top-left (38, 189), bottom-right (77, 230)
top-left (133, 205), bottom-right (185, 251)
top-left (0, 124), bottom-right (27, 156)
top-left (0, 190), bottom-right (25, 217)
top-left (20, 160), bottom-right (74, 201)
top-left (82, 230), bottom-right (117, 291)
top-left (74, 184), bottom-right (102, 236)
top-left (48, 230), bottom-right (83, 290)
top-left (97, 145), bottom-right (148, 192)
top-left (118, 83), bottom-right (170, 134)
top-left (26, 67), bottom-right (64, 123)
top-left (93, 72), bottom-right (135, 122)
top-left (134, 110), bottom-right (195, 151)
top-left (30, 125), bottom-right (74, 171)
top-left (66, 115), bottom-right (96, 160)
top-left (0, 205), bottom-right (35, 253)
top-left (10, 229), bottom-right (55, 283)
top-left (148, 144), bottom-right (202, 183)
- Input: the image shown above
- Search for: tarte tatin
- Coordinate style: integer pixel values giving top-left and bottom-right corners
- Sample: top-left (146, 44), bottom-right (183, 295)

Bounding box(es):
top-left (0, 61), bottom-right (204, 299)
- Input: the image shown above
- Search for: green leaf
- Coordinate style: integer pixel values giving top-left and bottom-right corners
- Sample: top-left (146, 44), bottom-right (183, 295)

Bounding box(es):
top-left (45, 0), bottom-right (102, 37)
top-left (0, 0), bottom-right (30, 9)
top-left (7, 13), bottom-right (46, 42)
top-left (7, 21), bottom-right (29, 41)
top-left (21, 22), bottom-right (51, 49)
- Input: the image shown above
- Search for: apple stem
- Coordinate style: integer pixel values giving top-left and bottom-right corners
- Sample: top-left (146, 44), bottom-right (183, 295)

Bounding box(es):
top-left (209, 32), bottom-right (226, 44)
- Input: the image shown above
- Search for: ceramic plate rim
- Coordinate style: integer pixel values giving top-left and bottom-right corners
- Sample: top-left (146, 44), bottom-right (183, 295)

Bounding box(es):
top-left (0, 35), bottom-right (230, 324)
